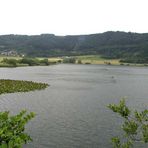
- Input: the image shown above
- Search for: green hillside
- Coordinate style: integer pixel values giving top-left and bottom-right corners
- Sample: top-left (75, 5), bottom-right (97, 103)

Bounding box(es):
top-left (0, 31), bottom-right (148, 63)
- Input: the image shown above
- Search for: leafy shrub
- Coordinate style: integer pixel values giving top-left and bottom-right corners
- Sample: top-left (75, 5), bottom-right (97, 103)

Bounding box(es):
top-left (19, 58), bottom-right (40, 66)
top-left (0, 110), bottom-right (35, 147)
top-left (63, 57), bottom-right (76, 63)
top-left (57, 60), bottom-right (62, 63)
top-left (1, 58), bottom-right (57, 67)
top-left (39, 59), bottom-right (49, 65)
top-left (120, 58), bottom-right (148, 64)
top-left (2, 58), bottom-right (17, 67)
top-left (77, 59), bottom-right (82, 64)
top-left (108, 99), bottom-right (148, 148)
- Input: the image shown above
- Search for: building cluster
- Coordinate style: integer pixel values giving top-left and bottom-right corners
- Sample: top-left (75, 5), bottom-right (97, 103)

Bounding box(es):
top-left (0, 50), bottom-right (19, 56)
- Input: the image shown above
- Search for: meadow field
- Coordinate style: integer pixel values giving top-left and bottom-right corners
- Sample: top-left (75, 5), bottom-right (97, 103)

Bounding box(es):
top-left (75, 55), bottom-right (120, 65)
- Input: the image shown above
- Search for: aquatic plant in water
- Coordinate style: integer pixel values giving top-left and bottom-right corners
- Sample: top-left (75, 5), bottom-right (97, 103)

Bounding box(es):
top-left (0, 79), bottom-right (49, 95)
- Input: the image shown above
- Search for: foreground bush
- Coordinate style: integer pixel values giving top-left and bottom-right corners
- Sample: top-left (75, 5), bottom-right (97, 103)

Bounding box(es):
top-left (108, 99), bottom-right (148, 148)
top-left (0, 110), bottom-right (35, 147)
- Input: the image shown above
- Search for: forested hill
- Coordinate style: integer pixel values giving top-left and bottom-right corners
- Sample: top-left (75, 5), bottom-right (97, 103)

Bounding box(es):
top-left (0, 31), bottom-right (148, 61)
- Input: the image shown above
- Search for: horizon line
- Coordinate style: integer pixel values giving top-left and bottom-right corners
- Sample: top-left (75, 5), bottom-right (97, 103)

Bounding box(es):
top-left (0, 31), bottom-right (148, 36)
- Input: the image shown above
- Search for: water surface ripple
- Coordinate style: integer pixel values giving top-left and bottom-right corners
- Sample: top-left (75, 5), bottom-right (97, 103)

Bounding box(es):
top-left (0, 64), bottom-right (147, 148)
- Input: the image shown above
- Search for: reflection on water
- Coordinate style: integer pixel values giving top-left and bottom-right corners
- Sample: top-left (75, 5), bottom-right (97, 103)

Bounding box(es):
top-left (0, 64), bottom-right (147, 148)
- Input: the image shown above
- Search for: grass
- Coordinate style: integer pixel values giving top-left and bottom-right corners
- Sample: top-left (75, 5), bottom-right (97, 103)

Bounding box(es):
top-left (75, 55), bottom-right (120, 65)
top-left (76, 55), bottom-right (103, 60)
top-left (0, 63), bottom-right (16, 67)
top-left (36, 57), bottom-right (62, 62)
top-left (48, 57), bottom-right (62, 62)
top-left (0, 56), bottom-right (62, 62)
top-left (0, 56), bottom-right (21, 62)
top-left (0, 79), bottom-right (49, 95)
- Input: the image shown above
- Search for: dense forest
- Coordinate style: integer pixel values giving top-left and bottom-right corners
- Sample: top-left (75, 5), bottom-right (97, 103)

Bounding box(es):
top-left (0, 31), bottom-right (148, 63)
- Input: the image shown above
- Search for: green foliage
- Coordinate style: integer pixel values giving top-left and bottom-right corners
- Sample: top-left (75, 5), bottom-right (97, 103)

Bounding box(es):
top-left (108, 99), bottom-right (130, 118)
top-left (108, 99), bottom-right (148, 148)
top-left (57, 60), bottom-right (62, 63)
top-left (120, 58), bottom-right (148, 64)
top-left (2, 58), bottom-right (17, 67)
top-left (63, 57), bottom-right (76, 63)
top-left (104, 61), bottom-right (111, 65)
top-left (0, 110), bottom-right (35, 148)
top-left (19, 58), bottom-right (40, 66)
top-left (77, 59), bottom-right (82, 64)
top-left (1, 58), bottom-right (53, 67)
top-left (111, 137), bottom-right (133, 148)
top-left (0, 79), bottom-right (49, 95)
top-left (76, 55), bottom-right (103, 61)
top-left (39, 58), bottom-right (49, 65)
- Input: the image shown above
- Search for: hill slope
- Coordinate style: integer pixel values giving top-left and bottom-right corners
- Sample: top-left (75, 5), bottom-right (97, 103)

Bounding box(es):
top-left (0, 31), bottom-right (148, 62)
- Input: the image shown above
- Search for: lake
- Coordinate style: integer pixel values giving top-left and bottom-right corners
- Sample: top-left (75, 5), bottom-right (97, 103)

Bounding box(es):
top-left (0, 64), bottom-right (147, 148)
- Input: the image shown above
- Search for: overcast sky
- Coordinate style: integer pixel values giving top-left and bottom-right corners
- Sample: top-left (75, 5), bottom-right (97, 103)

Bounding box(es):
top-left (0, 0), bottom-right (147, 35)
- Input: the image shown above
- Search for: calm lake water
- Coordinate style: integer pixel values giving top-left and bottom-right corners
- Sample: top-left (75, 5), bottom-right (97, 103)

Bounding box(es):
top-left (0, 64), bottom-right (147, 148)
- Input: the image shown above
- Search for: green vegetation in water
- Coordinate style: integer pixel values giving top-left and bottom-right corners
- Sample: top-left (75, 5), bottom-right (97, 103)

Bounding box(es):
top-left (108, 99), bottom-right (148, 148)
top-left (0, 110), bottom-right (35, 147)
top-left (0, 79), bottom-right (49, 95)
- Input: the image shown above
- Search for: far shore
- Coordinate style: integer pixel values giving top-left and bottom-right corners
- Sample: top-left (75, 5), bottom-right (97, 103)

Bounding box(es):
top-left (0, 55), bottom-right (147, 68)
